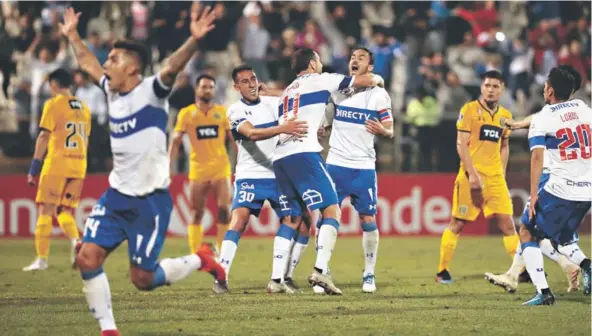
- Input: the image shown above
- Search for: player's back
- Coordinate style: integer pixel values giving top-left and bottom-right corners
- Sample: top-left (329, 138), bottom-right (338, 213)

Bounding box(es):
top-left (529, 99), bottom-right (592, 201)
top-left (40, 94), bottom-right (91, 178)
top-left (275, 72), bottom-right (353, 161)
top-left (229, 96), bottom-right (278, 179)
top-left (456, 100), bottom-right (512, 177)
top-left (101, 75), bottom-right (171, 196)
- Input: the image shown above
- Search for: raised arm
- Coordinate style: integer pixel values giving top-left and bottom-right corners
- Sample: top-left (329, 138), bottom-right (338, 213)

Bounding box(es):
top-left (168, 131), bottom-right (184, 179)
top-left (59, 8), bottom-right (103, 82)
top-left (158, 6), bottom-right (216, 87)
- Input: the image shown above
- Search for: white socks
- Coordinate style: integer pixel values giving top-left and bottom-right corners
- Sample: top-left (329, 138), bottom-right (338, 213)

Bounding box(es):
top-left (522, 243), bottom-right (549, 292)
top-left (362, 222), bottom-right (379, 276)
top-left (314, 219), bottom-right (339, 273)
top-left (286, 236), bottom-right (309, 279)
top-left (157, 254), bottom-right (201, 285)
top-left (82, 270), bottom-right (116, 331)
top-left (558, 243), bottom-right (587, 266)
top-left (271, 224), bottom-right (296, 280)
top-left (219, 230), bottom-right (242, 281)
top-left (507, 241), bottom-right (525, 279)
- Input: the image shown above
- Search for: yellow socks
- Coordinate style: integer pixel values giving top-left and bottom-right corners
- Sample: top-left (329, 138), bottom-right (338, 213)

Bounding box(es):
top-left (216, 223), bottom-right (229, 252)
top-left (438, 228), bottom-right (459, 273)
top-left (503, 234), bottom-right (520, 257)
top-left (57, 212), bottom-right (80, 240)
top-left (35, 215), bottom-right (53, 259)
top-left (188, 224), bottom-right (204, 253)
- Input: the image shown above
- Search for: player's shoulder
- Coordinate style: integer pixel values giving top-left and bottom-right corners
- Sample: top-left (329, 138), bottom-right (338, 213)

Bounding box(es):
top-left (460, 100), bottom-right (479, 113)
top-left (178, 104), bottom-right (196, 118)
top-left (213, 104), bottom-right (227, 115)
top-left (260, 95), bottom-right (279, 106)
top-left (498, 105), bottom-right (512, 118)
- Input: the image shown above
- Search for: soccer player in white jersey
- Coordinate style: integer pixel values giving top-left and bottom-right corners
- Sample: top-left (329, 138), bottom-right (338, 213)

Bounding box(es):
top-left (213, 65), bottom-right (308, 294)
top-left (323, 48), bottom-right (394, 293)
top-left (60, 7), bottom-right (226, 335)
top-left (519, 67), bottom-right (591, 305)
top-left (485, 65), bottom-right (585, 293)
top-left (273, 48), bottom-right (384, 295)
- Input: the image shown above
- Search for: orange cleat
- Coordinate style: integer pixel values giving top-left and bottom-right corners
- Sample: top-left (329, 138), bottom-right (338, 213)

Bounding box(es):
top-left (197, 243), bottom-right (227, 283)
top-left (101, 329), bottom-right (120, 336)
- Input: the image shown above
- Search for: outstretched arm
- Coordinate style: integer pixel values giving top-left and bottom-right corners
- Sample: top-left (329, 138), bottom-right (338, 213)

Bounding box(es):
top-left (237, 117), bottom-right (308, 141)
top-left (159, 6), bottom-right (216, 87)
top-left (504, 115), bottom-right (533, 130)
top-left (59, 8), bottom-right (103, 82)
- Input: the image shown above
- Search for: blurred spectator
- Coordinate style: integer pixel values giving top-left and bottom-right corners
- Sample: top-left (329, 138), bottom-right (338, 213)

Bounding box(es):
top-left (87, 31), bottom-right (108, 66)
top-left (13, 14), bottom-right (36, 52)
top-left (327, 2), bottom-right (362, 46)
top-left (566, 17), bottom-right (591, 57)
top-left (152, 2), bottom-right (191, 61)
top-left (456, 1), bottom-right (499, 39)
top-left (287, 2), bottom-right (311, 30)
top-left (559, 39), bottom-right (591, 84)
top-left (405, 88), bottom-right (441, 172)
top-left (127, 0), bottom-right (150, 43)
top-left (429, 1), bottom-right (451, 29)
top-left (295, 19), bottom-right (327, 58)
top-left (368, 27), bottom-right (404, 89)
top-left (363, 2), bottom-right (395, 30)
top-left (499, 1), bottom-right (528, 41)
top-left (447, 32), bottom-right (486, 99)
top-left (241, 6), bottom-right (271, 82)
top-left (506, 37), bottom-right (534, 100)
top-left (419, 52), bottom-right (447, 93)
top-left (260, 2), bottom-right (285, 37)
top-left (0, 21), bottom-right (15, 98)
top-left (436, 71), bottom-right (470, 172)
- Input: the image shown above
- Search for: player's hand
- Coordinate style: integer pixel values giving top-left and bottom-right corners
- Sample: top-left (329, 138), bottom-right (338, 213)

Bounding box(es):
top-left (27, 174), bottom-right (36, 186)
top-left (468, 173), bottom-right (483, 207)
top-left (365, 118), bottom-right (386, 136)
top-left (371, 74), bottom-right (385, 88)
top-left (258, 82), bottom-right (268, 94)
top-left (501, 118), bottom-right (514, 129)
top-left (189, 5), bottom-right (216, 40)
top-left (281, 116), bottom-right (308, 137)
top-left (59, 8), bottom-right (82, 39)
top-left (528, 195), bottom-right (538, 220)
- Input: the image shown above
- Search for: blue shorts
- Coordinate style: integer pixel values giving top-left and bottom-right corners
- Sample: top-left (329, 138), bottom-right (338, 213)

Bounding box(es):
top-left (327, 164), bottom-right (377, 215)
top-left (82, 188), bottom-right (172, 272)
top-left (273, 152), bottom-right (338, 216)
top-left (521, 188), bottom-right (591, 246)
top-left (232, 179), bottom-right (284, 217)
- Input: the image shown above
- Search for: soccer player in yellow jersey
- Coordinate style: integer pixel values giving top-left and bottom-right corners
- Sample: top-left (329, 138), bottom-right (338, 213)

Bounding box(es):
top-left (23, 68), bottom-right (91, 271)
top-left (436, 70), bottom-right (519, 283)
top-left (169, 74), bottom-right (235, 253)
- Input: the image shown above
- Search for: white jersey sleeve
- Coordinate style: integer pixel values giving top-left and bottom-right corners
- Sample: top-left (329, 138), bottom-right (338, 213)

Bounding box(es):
top-left (375, 88), bottom-right (393, 122)
top-left (228, 103), bottom-right (249, 133)
top-left (319, 73), bottom-right (354, 93)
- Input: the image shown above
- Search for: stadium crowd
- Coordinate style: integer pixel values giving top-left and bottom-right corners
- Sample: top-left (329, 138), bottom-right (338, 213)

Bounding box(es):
top-left (0, 1), bottom-right (590, 173)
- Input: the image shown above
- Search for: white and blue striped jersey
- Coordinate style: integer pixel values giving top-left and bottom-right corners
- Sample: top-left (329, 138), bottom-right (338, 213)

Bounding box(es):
top-left (274, 73), bottom-right (354, 161)
top-left (327, 87), bottom-right (392, 169)
top-left (528, 99), bottom-right (592, 201)
top-left (100, 74), bottom-right (172, 196)
top-left (228, 96), bottom-right (280, 180)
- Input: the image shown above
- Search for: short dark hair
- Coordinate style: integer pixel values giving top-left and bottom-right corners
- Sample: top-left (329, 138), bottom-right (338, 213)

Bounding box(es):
top-left (291, 48), bottom-right (317, 73)
top-left (113, 39), bottom-right (148, 73)
top-left (353, 47), bottom-right (375, 65)
top-left (547, 67), bottom-right (574, 101)
top-left (231, 64), bottom-right (254, 82)
top-left (481, 70), bottom-right (504, 84)
top-left (195, 74), bottom-right (216, 86)
top-left (47, 68), bottom-right (73, 88)
top-left (558, 64), bottom-right (582, 93)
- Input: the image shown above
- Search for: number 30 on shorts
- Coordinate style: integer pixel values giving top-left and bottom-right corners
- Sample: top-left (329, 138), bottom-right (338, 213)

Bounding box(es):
top-left (238, 191), bottom-right (255, 203)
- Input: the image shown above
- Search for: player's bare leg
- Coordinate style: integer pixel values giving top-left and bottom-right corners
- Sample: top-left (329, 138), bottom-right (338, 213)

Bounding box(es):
top-left (308, 204), bottom-right (343, 295)
top-left (188, 180), bottom-right (211, 253)
top-left (23, 203), bottom-right (57, 271)
top-left (212, 177), bottom-right (232, 252)
top-left (360, 214), bottom-right (379, 293)
top-left (214, 207), bottom-right (250, 294)
top-left (284, 215), bottom-right (311, 292)
top-left (518, 225), bottom-right (555, 305)
top-left (436, 218), bottom-right (467, 283)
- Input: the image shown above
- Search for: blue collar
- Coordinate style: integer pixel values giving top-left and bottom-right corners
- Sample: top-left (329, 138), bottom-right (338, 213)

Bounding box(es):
top-left (241, 98), bottom-right (260, 106)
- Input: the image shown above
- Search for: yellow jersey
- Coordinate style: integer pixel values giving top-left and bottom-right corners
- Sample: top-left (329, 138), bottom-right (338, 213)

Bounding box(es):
top-left (39, 94), bottom-right (92, 178)
top-left (174, 103), bottom-right (230, 175)
top-left (456, 100), bottom-right (512, 177)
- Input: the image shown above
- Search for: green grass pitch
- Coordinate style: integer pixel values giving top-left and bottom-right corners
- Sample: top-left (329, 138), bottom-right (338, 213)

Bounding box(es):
top-left (0, 236), bottom-right (590, 336)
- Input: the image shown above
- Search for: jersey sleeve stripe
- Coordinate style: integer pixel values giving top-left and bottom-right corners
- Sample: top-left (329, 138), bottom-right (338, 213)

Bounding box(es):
top-left (543, 135), bottom-right (581, 150)
top-left (528, 136), bottom-right (545, 150)
top-left (153, 75), bottom-right (172, 99)
top-left (231, 118), bottom-right (247, 130)
top-left (99, 76), bottom-right (108, 94)
top-left (338, 76), bottom-right (354, 91)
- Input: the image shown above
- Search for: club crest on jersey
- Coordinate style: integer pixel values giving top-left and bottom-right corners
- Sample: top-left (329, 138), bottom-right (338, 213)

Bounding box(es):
top-left (479, 125), bottom-right (502, 142)
top-left (196, 125), bottom-right (219, 139)
top-left (458, 205), bottom-right (468, 215)
top-left (214, 112), bottom-right (222, 120)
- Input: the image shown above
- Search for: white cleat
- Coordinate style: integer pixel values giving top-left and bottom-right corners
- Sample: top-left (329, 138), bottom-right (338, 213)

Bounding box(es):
top-left (23, 258), bottom-right (48, 272)
top-left (564, 264), bottom-right (580, 292)
top-left (266, 280), bottom-right (295, 294)
top-left (308, 269), bottom-right (342, 295)
top-left (362, 274), bottom-right (377, 293)
top-left (312, 285), bottom-right (325, 294)
top-left (485, 272), bottom-right (518, 293)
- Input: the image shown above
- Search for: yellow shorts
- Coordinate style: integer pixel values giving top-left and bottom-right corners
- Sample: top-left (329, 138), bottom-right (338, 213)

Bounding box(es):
top-left (189, 162), bottom-right (231, 183)
top-left (35, 175), bottom-right (84, 208)
top-left (451, 172), bottom-right (513, 221)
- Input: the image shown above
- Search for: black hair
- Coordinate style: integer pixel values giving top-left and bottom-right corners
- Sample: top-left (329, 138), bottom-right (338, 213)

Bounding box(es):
top-left (47, 68), bottom-right (73, 88)
top-left (291, 48), bottom-right (317, 73)
top-left (547, 67), bottom-right (574, 101)
top-left (195, 74), bottom-right (216, 86)
top-left (558, 64), bottom-right (582, 93)
top-left (231, 64), bottom-right (254, 82)
top-left (481, 70), bottom-right (504, 84)
top-left (352, 47), bottom-right (375, 65)
top-left (113, 39), bottom-right (148, 73)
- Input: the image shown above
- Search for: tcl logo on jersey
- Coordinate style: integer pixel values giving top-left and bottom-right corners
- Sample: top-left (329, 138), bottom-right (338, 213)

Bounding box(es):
top-left (196, 125), bottom-right (219, 139)
top-left (479, 125), bottom-right (502, 142)
top-left (68, 100), bottom-right (82, 110)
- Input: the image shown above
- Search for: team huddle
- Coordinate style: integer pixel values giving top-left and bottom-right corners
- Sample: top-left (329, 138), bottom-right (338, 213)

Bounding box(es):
top-left (20, 6), bottom-right (591, 336)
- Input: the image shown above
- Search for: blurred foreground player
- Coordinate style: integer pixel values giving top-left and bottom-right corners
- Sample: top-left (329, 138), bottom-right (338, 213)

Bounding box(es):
top-left (324, 48), bottom-right (394, 293)
top-left (437, 71), bottom-right (519, 283)
top-left (24, 69), bottom-right (91, 271)
top-left (520, 67), bottom-right (591, 305)
top-left (169, 74), bottom-right (234, 254)
top-left (60, 7), bottom-right (225, 335)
